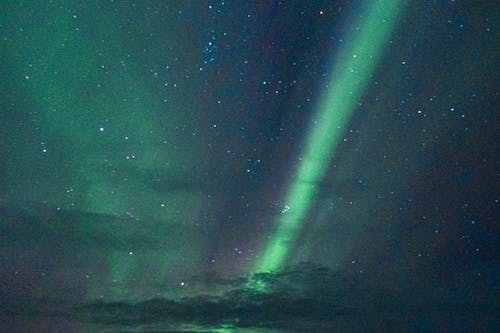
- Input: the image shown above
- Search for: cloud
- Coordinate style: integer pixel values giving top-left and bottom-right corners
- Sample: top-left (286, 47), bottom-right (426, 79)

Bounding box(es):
top-left (72, 263), bottom-right (367, 330)
top-left (1, 262), bottom-right (496, 332)
top-left (69, 262), bottom-right (498, 332)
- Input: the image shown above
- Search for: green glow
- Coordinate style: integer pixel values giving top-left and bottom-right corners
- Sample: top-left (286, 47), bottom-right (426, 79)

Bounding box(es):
top-left (1, 3), bottom-right (207, 300)
top-left (254, 0), bottom-right (403, 273)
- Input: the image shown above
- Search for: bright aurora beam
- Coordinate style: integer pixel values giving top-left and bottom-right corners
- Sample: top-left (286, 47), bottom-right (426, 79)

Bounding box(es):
top-left (254, 0), bottom-right (404, 274)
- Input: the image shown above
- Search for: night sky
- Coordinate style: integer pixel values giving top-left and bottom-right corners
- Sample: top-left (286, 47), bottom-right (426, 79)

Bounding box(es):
top-left (0, 1), bottom-right (498, 332)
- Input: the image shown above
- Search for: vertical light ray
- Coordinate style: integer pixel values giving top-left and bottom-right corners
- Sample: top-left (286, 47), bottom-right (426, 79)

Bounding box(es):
top-left (254, 0), bottom-right (403, 273)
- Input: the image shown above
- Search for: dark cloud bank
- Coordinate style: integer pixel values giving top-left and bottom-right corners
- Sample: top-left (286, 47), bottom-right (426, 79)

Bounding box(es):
top-left (2, 262), bottom-right (498, 332)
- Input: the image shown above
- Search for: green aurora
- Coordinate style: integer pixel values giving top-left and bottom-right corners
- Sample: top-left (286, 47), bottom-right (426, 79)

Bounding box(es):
top-left (254, 0), bottom-right (403, 274)
top-left (1, 1), bottom-right (498, 332)
top-left (1, 2), bottom-right (210, 300)
top-left (2, 0), bottom-right (405, 299)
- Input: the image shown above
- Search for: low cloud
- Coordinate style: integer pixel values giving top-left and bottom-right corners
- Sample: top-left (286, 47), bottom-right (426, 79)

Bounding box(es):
top-left (70, 262), bottom-right (497, 332)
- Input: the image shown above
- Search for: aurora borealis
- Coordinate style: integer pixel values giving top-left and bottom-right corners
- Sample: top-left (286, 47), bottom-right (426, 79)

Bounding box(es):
top-left (254, 0), bottom-right (402, 274)
top-left (1, 1), bottom-right (499, 332)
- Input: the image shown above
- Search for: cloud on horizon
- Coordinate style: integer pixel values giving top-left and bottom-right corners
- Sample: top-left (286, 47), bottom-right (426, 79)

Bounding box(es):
top-left (0, 261), bottom-right (497, 332)
top-left (68, 262), bottom-right (497, 332)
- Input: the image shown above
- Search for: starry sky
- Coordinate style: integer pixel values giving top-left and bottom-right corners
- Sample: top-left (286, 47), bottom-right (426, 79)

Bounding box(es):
top-left (0, 1), bottom-right (498, 332)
